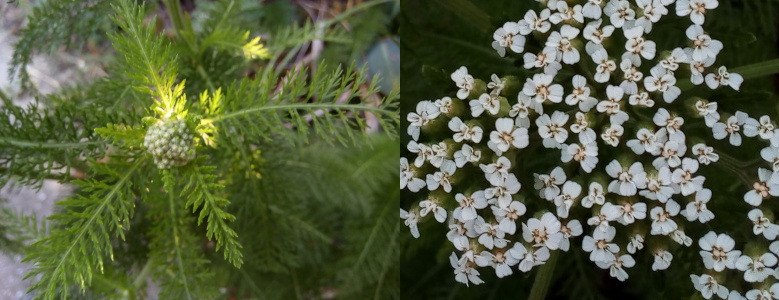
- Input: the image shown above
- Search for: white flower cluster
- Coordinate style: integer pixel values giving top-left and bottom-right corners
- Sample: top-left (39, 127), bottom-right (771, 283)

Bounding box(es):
top-left (143, 119), bottom-right (196, 169)
top-left (398, 0), bottom-right (777, 291)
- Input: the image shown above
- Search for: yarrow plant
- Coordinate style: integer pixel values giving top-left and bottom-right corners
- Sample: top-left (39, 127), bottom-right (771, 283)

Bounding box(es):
top-left (401, 0), bottom-right (779, 298)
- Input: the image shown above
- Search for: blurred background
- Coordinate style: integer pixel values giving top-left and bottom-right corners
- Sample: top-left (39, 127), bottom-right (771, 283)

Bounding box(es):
top-left (400, 0), bottom-right (779, 299)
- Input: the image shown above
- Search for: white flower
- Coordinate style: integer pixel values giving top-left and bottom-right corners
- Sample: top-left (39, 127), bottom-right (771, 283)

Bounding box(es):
top-left (511, 94), bottom-right (538, 128)
top-left (407, 141), bottom-right (431, 168)
top-left (559, 220), bottom-right (583, 251)
top-left (606, 160), bottom-right (647, 196)
top-left (401, 157), bottom-right (426, 192)
top-left (434, 96), bottom-right (454, 114)
top-left (706, 66), bottom-right (744, 91)
top-left (729, 291), bottom-right (746, 300)
top-left (677, 0), bottom-right (719, 25)
top-left (450, 252), bottom-right (484, 286)
top-left (512, 244), bottom-right (551, 272)
top-left (451, 66), bottom-right (475, 100)
top-left (682, 188), bottom-right (715, 223)
top-left (672, 158), bottom-right (705, 196)
top-left (523, 73), bottom-right (564, 104)
top-left (492, 201), bottom-right (527, 235)
top-left (490, 118), bottom-right (530, 153)
top-left (523, 51), bottom-right (563, 75)
top-left (582, 0), bottom-right (603, 19)
top-left (590, 46), bottom-right (617, 83)
top-left (650, 200), bottom-right (681, 235)
top-left (537, 111), bottom-right (570, 149)
top-left (627, 234), bottom-right (644, 254)
top-left (426, 160), bottom-right (457, 192)
top-left (470, 93), bottom-right (501, 117)
top-left (744, 168), bottom-right (779, 206)
top-left (565, 75), bottom-right (598, 111)
top-left (628, 91), bottom-right (655, 107)
top-left (652, 249), bottom-right (673, 270)
top-left (596, 254), bottom-right (635, 281)
top-left (400, 208), bottom-right (420, 238)
top-left (522, 212), bottom-right (563, 250)
top-left (699, 231), bottom-right (741, 272)
top-left (582, 226), bottom-right (620, 262)
top-left (634, 0), bottom-right (668, 33)
top-left (686, 24), bottom-right (723, 61)
top-left (671, 230), bottom-right (694, 246)
top-left (583, 182), bottom-right (606, 208)
top-left (561, 129), bottom-right (599, 173)
top-left (695, 100), bottom-right (720, 127)
top-left (660, 47), bottom-right (690, 72)
top-left (571, 112), bottom-right (590, 133)
top-left (745, 288), bottom-right (777, 300)
top-left (486, 173), bottom-right (522, 208)
top-left (474, 248), bottom-right (519, 278)
top-left (583, 19), bottom-right (615, 45)
top-left (447, 219), bottom-right (471, 251)
top-left (603, 201), bottom-right (647, 225)
top-left (544, 25), bottom-right (581, 64)
top-left (640, 167), bottom-right (674, 203)
top-left (601, 123), bottom-right (624, 147)
top-left (644, 65), bottom-right (681, 103)
top-left (449, 117), bottom-right (484, 143)
top-left (748, 209), bottom-right (779, 240)
top-left (693, 143), bottom-right (720, 165)
top-left (554, 181), bottom-right (582, 218)
top-left (454, 191), bottom-right (489, 222)
top-left (475, 217), bottom-right (509, 250)
top-left (713, 112), bottom-right (748, 146)
top-left (604, 0), bottom-right (635, 28)
top-left (488, 74), bottom-right (506, 94)
top-left (624, 26), bottom-right (657, 61)
top-left (454, 144), bottom-right (482, 168)
top-left (597, 85), bottom-right (629, 125)
top-left (518, 9), bottom-right (552, 35)
top-left (627, 128), bottom-right (659, 155)
top-left (690, 274), bottom-right (729, 299)
top-left (689, 53), bottom-right (716, 85)
top-left (654, 108), bottom-right (685, 137)
top-left (588, 211), bottom-right (612, 233)
top-left (736, 253), bottom-right (777, 283)
top-left (428, 142), bottom-right (449, 168)
top-left (420, 199), bottom-right (447, 223)
top-left (480, 156), bottom-right (512, 184)
top-left (407, 101), bottom-right (440, 140)
top-left (745, 116), bottom-right (775, 140)
top-left (534, 166), bottom-right (567, 200)
top-left (619, 58), bottom-right (643, 94)
top-left (492, 22), bottom-right (525, 57)
top-left (550, 1), bottom-right (584, 24)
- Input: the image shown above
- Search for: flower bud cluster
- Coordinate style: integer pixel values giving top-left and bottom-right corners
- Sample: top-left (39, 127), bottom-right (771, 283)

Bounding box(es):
top-left (143, 119), bottom-right (196, 169)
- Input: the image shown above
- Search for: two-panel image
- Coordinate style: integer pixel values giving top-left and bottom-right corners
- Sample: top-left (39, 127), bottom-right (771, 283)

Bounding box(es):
top-left (0, 0), bottom-right (777, 299)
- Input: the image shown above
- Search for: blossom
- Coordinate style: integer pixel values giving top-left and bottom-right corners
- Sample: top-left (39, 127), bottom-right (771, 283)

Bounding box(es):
top-left (490, 118), bottom-right (530, 152)
top-left (426, 160), bottom-right (457, 192)
top-left (523, 73), bottom-right (564, 104)
top-left (763, 147), bottom-right (779, 172)
top-left (596, 85), bottom-right (629, 125)
top-left (705, 66), bottom-right (743, 91)
top-left (634, 0), bottom-right (668, 33)
top-left (544, 25), bottom-right (581, 64)
top-left (419, 199), bottom-right (447, 223)
top-left (582, 182), bottom-right (606, 208)
top-left (681, 188), bottom-right (715, 223)
top-left (688, 51), bottom-right (715, 85)
top-left (660, 47), bottom-right (690, 71)
top-left (712, 112), bottom-right (748, 146)
top-left (744, 116), bottom-right (775, 140)
top-left (650, 200), bottom-right (681, 235)
top-left (492, 200), bottom-right (527, 235)
top-left (627, 128), bottom-right (660, 155)
top-left (582, 0), bottom-right (603, 19)
top-left (428, 142), bottom-right (449, 168)
top-left (450, 252), bottom-right (484, 286)
top-left (606, 160), bottom-right (647, 196)
top-left (565, 75), bottom-right (598, 111)
top-left (602, 201), bottom-right (647, 225)
top-left (640, 167), bottom-right (674, 202)
top-left (452, 67), bottom-right (475, 100)
top-left (671, 230), bottom-right (694, 247)
top-left (534, 166), bottom-right (567, 200)
top-left (559, 220), bottom-right (583, 251)
top-left (518, 9), bottom-right (552, 35)
top-left (549, 1), bottom-right (584, 24)
top-left (652, 249), bottom-right (673, 270)
top-left (744, 168), bottom-right (779, 207)
top-left (475, 217), bottom-right (509, 250)
top-left (627, 234), bottom-right (644, 254)
top-left (400, 208), bottom-right (420, 238)
top-left (474, 248), bottom-right (519, 278)
top-left (407, 141), bottom-right (431, 168)
top-left (480, 156), bottom-right (512, 184)
top-left (553, 181), bottom-right (582, 218)
top-left (448, 117), bottom-right (484, 144)
top-left (604, 0), bottom-right (635, 28)
top-left (454, 144), bottom-right (482, 168)
top-left (537, 111), bottom-right (570, 149)
top-left (644, 65), bottom-right (681, 103)
top-left (453, 191), bottom-right (489, 222)
top-left (601, 123), bottom-right (624, 147)
top-left (434, 96), bottom-right (454, 114)
top-left (735, 253), bottom-right (777, 283)
top-left (596, 254), bottom-right (635, 281)
top-left (748, 209), bottom-right (779, 240)
top-left (677, 0), bottom-right (719, 25)
top-left (470, 93), bottom-right (501, 117)
top-left (492, 22), bottom-right (525, 57)
top-left (523, 51), bottom-right (563, 75)
top-left (672, 158), bottom-right (704, 196)
top-left (619, 57), bottom-right (643, 94)
top-left (699, 231), bottom-right (741, 272)
top-left (686, 24), bottom-right (723, 61)
top-left (690, 274), bottom-right (729, 299)
top-left (693, 143), bottom-right (719, 165)
top-left (486, 173), bottom-right (522, 209)
top-left (582, 226), bottom-right (619, 262)
top-left (623, 25), bottom-right (657, 61)
top-left (522, 212), bottom-right (563, 250)
top-left (401, 157), bottom-right (426, 192)
top-left (695, 100), bottom-right (720, 127)
top-left (407, 100), bottom-right (440, 141)
top-left (561, 129), bottom-right (599, 173)
top-left (589, 46), bottom-right (617, 83)
top-left (583, 19), bottom-right (614, 45)
top-left (512, 244), bottom-right (551, 272)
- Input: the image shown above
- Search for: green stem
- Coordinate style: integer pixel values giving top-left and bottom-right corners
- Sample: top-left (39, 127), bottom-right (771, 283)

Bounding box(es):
top-left (0, 137), bottom-right (104, 148)
top-left (163, 0), bottom-right (216, 92)
top-left (201, 103), bottom-right (396, 124)
top-left (528, 250), bottom-right (559, 300)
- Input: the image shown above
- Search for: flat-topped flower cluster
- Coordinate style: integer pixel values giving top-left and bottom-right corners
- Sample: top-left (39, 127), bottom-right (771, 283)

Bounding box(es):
top-left (402, 0), bottom-right (779, 298)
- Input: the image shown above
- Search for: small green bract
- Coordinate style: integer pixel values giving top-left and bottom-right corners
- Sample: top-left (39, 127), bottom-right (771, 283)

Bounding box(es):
top-left (143, 119), bottom-right (196, 169)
